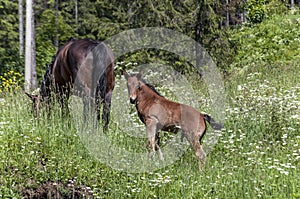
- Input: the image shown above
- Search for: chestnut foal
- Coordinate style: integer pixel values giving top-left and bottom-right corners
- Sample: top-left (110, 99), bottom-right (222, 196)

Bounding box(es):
top-left (124, 72), bottom-right (222, 170)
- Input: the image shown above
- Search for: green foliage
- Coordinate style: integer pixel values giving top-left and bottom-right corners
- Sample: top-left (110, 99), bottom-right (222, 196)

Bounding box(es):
top-left (0, 0), bottom-right (23, 75)
top-left (196, 0), bottom-right (236, 72)
top-left (0, 70), bottom-right (23, 94)
top-left (247, 0), bottom-right (290, 24)
top-left (265, 0), bottom-right (288, 15)
top-left (247, 0), bottom-right (267, 23)
top-left (230, 14), bottom-right (300, 70)
top-left (35, 39), bottom-right (56, 81)
top-left (36, 9), bottom-right (76, 44)
top-left (0, 0), bottom-right (297, 79)
top-left (0, 0), bottom-right (255, 78)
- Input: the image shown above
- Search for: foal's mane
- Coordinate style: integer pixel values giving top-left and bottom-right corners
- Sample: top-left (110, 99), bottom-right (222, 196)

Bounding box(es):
top-left (140, 78), bottom-right (164, 98)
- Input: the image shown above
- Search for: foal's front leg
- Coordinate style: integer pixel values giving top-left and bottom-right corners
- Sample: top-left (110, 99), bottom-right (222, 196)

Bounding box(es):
top-left (146, 118), bottom-right (163, 160)
top-left (155, 132), bottom-right (164, 160)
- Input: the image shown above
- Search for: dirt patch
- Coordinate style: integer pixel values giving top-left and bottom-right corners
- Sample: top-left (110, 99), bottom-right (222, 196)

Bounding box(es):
top-left (22, 181), bottom-right (93, 199)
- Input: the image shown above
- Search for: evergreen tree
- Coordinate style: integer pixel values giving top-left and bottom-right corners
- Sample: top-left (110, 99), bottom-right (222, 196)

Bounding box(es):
top-left (0, 0), bottom-right (21, 74)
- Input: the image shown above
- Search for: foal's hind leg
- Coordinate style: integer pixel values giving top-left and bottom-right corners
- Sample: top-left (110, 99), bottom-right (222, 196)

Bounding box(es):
top-left (186, 133), bottom-right (206, 171)
top-left (194, 142), bottom-right (206, 171)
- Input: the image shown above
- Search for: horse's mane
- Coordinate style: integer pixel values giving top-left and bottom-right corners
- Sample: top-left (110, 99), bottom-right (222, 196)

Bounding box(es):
top-left (141, 78), bottom-right (164, 98)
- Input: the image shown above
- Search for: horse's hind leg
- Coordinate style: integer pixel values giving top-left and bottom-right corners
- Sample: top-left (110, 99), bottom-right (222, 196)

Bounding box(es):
top-left (102, 91), bottom-right (112, 131)
top-left (95, 85), bottom-right (102, 122)
top-left (82, 94), bottom-right (89, 122)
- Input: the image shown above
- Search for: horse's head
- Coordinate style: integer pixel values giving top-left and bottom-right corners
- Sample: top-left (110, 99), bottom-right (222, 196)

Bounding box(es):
top-left (25, 91), bottom-right (42, 116)
top-left (124, 71), bottom-right (142, 104)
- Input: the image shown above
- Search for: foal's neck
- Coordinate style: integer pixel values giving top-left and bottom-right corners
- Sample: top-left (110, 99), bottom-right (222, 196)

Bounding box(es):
top-left (138, 82), bottom-right (160, 101)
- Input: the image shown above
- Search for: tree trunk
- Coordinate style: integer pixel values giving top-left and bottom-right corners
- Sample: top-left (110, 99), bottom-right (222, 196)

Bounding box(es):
top-left (54, 0), bottom-right (59, 48)
top-left (225, 0), bottom-right (229, 26)
top-left (75, 0), bottom-right (78, 33)
top-left (195, 0), bottom-right (206, 77)
top-left (19, 0), bottom-right (24, 56)
top-left (25, 0), bottom-right (33, 91)
top-left (291, 0), bottom-right (295, 10)
top-left (241, 0), bottom-right (247, 23)
top-left (31, 4), bottom-right (37, 89)
top-left (195, 0), bottom-right (200, 68)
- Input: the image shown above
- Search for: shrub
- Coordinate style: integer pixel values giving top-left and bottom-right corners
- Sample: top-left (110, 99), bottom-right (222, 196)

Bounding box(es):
top-left (0, 70), bottom-right (23, 94)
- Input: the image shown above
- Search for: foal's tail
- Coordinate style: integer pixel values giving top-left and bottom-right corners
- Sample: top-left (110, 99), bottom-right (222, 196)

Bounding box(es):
top-left (203, 114), bottom-right (223, 130)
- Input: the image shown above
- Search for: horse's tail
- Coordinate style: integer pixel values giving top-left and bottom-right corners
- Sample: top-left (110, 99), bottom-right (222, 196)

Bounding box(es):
top-left (92, 42), bottom-right (108, 100)
top-left (203, 113), bottom-right (223, 130)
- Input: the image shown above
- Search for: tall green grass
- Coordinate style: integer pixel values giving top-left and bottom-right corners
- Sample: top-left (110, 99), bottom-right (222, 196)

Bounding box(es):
top-left (0, 62), bottom-right (299, 198)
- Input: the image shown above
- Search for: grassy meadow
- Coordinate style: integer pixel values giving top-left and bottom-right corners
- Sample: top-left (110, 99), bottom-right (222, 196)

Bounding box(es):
top-left (0, 14), bottom-right (300, 198)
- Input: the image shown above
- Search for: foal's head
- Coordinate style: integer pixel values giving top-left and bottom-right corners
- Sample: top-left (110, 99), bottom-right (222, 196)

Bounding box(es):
top-left (124, 71), bottom-right (142, 104)
top-left (25, 84), bottom-right (50, 116)
top-left (25, 92), bottom-right (42, 116)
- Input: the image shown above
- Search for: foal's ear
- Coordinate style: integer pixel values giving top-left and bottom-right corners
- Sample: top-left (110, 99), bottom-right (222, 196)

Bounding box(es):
top-left (123, 71), bottom-right (129, 80)
top-left (137, 71), bottom-right (142, 80)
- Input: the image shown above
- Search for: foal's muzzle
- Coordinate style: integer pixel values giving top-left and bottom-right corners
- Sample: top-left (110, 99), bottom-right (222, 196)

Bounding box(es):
top-left (130, 98), bottom-right (136, 104)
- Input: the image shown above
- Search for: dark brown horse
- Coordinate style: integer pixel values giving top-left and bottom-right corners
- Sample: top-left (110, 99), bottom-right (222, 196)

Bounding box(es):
top-left (124, 72), bottom-right (222, 169)
top-left (27, 38), bottom-right (115, 129)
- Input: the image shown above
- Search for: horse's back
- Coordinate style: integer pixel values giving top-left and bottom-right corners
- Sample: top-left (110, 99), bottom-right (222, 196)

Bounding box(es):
top-left (50, 39), bottom-right (114, 93)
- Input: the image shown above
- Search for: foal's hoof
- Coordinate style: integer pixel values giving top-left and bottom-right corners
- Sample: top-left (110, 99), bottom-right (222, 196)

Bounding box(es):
top-left (198, 165), bottom-right (204, 172)
top-left (158, 150), bottom-right (164, 161)
top-left (158, 154), bottom-right (164, 161)
top-left (103, 126), bottom-right (109, 132)
top-left (148, 151), bottom-right (164, 161)
top-left (198, 161), bottom-right (205, 172)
